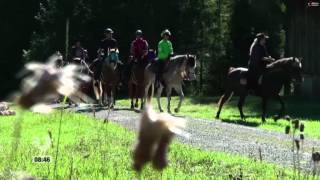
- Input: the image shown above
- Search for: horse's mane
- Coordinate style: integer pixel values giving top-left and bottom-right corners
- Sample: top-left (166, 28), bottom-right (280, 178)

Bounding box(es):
top-left (266, 57), bottom-right (294, 69)
top-left (168, 55), bottom-right (189, 67)
top-left (170, 55), bottom-right (188, 61)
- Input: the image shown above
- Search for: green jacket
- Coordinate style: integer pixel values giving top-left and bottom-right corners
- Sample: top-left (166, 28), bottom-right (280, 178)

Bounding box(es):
top-left (157, 39), bottom-right (173, 60)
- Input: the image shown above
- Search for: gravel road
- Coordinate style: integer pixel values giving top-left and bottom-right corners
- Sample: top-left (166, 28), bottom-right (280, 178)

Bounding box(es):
top-left (71, 104), bottom-right (320, 171)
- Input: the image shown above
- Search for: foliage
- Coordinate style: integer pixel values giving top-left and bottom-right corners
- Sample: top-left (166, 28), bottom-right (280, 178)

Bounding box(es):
top-left (0, 0), bottom-right (308, 97)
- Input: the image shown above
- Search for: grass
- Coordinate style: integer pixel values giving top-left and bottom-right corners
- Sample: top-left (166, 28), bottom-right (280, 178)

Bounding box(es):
top-left (0, 110), bottom-right (302, 179)
top-left (116, 96), bottom-right (320, 139)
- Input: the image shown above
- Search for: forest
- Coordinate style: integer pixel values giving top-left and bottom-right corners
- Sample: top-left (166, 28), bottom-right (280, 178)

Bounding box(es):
top-left (1, 0), bottom-right (319, 98)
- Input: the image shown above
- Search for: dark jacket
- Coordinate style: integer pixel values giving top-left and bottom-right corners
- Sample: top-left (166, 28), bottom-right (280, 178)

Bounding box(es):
top-left (248, 43), bottom-right (269, 73)
top-left (71, 46), bottom-right (87, 60)
top-left (100, 38), bottom-right (118, 52)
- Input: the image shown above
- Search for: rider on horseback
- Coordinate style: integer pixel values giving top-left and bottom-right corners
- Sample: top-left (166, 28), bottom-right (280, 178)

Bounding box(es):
top-left (247, 33), bottom-right (275, 94)
top-left (93, 28), bottom-right (120, 80)
top-left (156, 29), bottom-right (174, 85)
top-left (70, 40), bottom-right (88, 63)
top-left (128, 30), bottom-right (149, 81)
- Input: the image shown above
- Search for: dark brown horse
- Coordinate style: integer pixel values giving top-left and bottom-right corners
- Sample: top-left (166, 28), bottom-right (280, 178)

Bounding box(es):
top-left (91, 52), bottom-right (121, 107)
top-left (216, 57), bottom-right (303, 122)
top-left (128, 58), bottom-right (148, 110)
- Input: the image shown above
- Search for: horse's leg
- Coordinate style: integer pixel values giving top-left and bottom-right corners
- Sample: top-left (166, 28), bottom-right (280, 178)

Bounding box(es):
top-left (113, 84), bottom-right (117, 106)
top-left (166, 86), bottom-right (172, 114)
top-left (110, 86), bottom-right (115, 109)
top-left (103, 85), bottom-right (108, 107)
top-left (134, 86), bottom-right (139, 108)
top-left (143, 83), bottom-right (149, 106)
top-left (150, 83), bottom-right (154, 102)
top-left (156, 84), bottom-right (164, 112)
top-left (273, 95), bottom-right (285, 122)
top-left (238, 94), bottom-right (247, 120)
top-left (98, 81), bottom-right (103, 106)
top-left (139, 84), bottom-right (144, 110)
top-left (93, 80), bottom-right (100, 102)
top-left (174, 85), bottom-right (184, 113)
top-left (262, 97), bottom-right (267, 123)
top-left (215, 91), bottom-right (233, 119)
top-left (129, 83), bottom-right (134, 109)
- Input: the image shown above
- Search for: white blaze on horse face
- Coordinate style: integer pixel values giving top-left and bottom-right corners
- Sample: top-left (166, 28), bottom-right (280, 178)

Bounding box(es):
top-left (293, 57), bottom-right (302, 68)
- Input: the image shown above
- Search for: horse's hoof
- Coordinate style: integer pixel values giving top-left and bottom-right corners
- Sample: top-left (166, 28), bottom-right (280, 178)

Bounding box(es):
top-left (160, 109), bottom-right (164, 113)
top-left (273, 115), bottom-right (280, 122)
top-left (284, 115), bottom-right (291, 121)
top-left (135, 103), bottom-right (139, 108)
top-left (168, 110), bottom-right (172, 114)
top-left (130, 105), bottom-right (134, 109)
top-left (174, 108), bottom-right (180, 113)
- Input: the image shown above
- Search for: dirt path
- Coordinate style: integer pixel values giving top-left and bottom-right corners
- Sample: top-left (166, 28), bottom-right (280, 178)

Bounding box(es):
top-left (72, 105), bottom-right (320, 171)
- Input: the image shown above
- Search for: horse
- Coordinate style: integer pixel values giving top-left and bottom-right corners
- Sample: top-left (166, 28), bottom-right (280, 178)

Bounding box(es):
top-left (128, 58), bottom-right (149, 110)
top-left (128, 50), bottom-right (156, 110)
top-left (91, 50), bottom-right (121, 107)
top-left (215, 57), bottom-right (303, 123)
top-left (144, 54), bottom-right (197, 113)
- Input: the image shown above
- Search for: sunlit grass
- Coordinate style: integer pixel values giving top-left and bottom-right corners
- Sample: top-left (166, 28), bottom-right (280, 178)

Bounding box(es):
top-left (116, 96), bottom-right (320, 139)
top-left (0, 111), bottom-right (301, 179)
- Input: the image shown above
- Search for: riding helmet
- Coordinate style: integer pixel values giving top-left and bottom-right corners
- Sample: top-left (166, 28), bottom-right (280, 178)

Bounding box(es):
top-left (104, 28), bottom-right (114, 34)
top-left (256, 33), bottom-right (269, 39)
top-left (161, 29), bottom-right (171, 37)
top-left (136, 30), bottom-right (143, 35)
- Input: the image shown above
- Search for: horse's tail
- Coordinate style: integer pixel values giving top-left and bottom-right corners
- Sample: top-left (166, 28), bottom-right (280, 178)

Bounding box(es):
top-left (217, 91), bottom-right (234, 107)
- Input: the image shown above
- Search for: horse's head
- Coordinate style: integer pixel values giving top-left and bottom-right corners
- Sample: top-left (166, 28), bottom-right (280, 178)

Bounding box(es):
top-left (287, 57), bottom-right (303, 83)
top-left (185, 54), bottom-right (197, 81)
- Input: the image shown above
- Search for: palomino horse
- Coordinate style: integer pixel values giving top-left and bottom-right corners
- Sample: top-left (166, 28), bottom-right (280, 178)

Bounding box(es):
top-left (216, 57), bottom-right (303, 123)
top-left (144, 55), bottom-right (197, 113)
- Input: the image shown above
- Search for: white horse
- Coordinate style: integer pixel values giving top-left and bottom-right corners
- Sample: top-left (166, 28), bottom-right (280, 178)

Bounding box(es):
top-left (143, 55), bottom-right (197, 113)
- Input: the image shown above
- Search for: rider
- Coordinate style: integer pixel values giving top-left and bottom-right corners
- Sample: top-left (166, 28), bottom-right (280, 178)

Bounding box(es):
top-left (247, 33), bottom-right (275, 93)
top-left (130, 30), bottom-right (149, 63)
top-left (70, 40), bottom-right (88, 63)
top-left (94, 28), bottom-right (119, 80)
top-left (156, 29), bottom-right (174, 84)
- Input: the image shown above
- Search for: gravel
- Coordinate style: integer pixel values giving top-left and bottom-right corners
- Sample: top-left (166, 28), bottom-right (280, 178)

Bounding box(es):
top-left (71, 104), bottom-right (320, 171)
